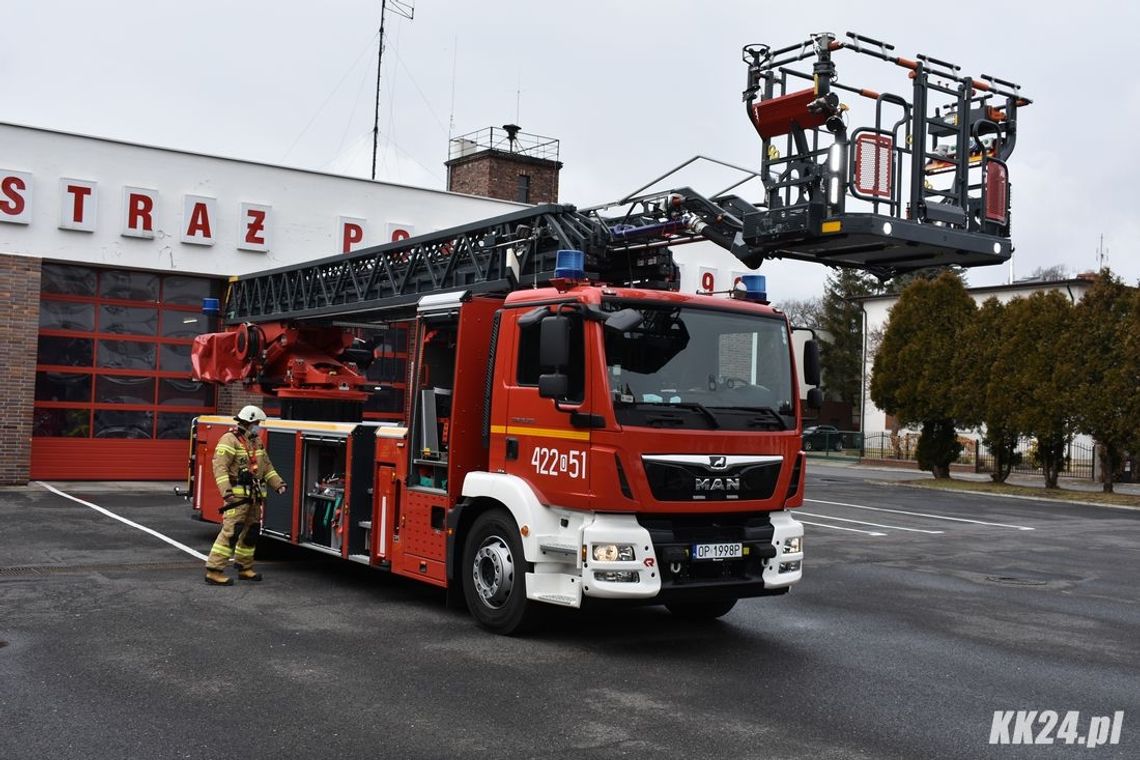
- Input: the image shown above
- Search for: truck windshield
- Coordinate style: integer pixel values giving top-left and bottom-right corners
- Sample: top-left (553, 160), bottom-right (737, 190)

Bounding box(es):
top-left (603, 303), bottom-right (795, 431)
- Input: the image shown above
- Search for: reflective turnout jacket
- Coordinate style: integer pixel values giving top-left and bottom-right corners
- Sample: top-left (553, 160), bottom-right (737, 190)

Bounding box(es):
top-left (212, 427), bottom-right (284, 504)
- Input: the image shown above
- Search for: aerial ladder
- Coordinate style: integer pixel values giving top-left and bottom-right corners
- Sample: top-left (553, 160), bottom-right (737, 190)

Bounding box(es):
top-left (187, 33), bottom-right (1029, 632)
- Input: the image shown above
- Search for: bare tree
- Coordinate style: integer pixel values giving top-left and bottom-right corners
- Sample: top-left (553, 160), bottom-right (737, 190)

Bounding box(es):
top-left (1027, 264), bottom-right (1068, 281)
top-left (777, 297), bottom-right (823, 329)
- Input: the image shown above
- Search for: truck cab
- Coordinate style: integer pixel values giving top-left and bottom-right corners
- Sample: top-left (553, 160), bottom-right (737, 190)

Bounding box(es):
top-left (454, 277), bottom-right (807, 631)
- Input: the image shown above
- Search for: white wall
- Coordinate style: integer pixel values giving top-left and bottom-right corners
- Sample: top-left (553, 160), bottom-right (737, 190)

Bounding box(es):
top-left (0, 122), bottom-right (523, 277)
top-left (674, 242), bottom-right (754, 297)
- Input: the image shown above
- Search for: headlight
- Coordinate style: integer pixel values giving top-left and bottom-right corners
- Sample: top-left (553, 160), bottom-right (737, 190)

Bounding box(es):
top-left (594, 570), bottom-right (640, 583)
top-left (782, 536), bottom-right (803, 554)
top-left (592, 543), bottom-right (635, 562)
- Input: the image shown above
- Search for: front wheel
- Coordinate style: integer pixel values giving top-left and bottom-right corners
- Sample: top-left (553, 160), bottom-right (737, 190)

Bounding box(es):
top-left (461, 509), bottom-right (539, 635)
top-left (804, 440), bottom-right (814, 451)
top-left (665, 598), bottom-right (737, 620)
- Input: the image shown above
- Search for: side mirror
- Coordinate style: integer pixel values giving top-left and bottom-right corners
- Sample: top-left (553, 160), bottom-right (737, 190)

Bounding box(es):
top-left (518, 306), bottom-right (548, 328)
top-left (538, 373), bottom-right (569, 399)
top-left (803, 339), bottom-right (821, 388)
top-left (806, 387), bottom-right (824, 410)
top-left (540, 315), bottom-right (571, 369)
top-left (604, 308), bottom-right (643, 333)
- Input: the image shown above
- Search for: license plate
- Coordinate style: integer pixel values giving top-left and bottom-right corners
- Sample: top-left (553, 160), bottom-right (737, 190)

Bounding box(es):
top-left (691, 542), bottom-right (743, 561)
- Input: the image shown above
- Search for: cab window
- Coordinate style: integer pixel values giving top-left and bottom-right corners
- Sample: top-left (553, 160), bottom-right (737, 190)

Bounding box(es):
top-left (516, 317), bottom-right (585, 402)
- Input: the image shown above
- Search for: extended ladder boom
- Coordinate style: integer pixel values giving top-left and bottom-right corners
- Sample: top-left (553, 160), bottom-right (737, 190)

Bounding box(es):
top-left (224, 30), bottom-right (1030, 326)
top-left (202, 28), bottom-right (1031, 404)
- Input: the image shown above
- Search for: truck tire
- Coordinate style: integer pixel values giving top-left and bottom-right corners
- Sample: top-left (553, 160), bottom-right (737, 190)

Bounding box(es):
top-left (665, 598), bottom-right (737, 620)
top-left (462, 508), bottom-right (539, 635)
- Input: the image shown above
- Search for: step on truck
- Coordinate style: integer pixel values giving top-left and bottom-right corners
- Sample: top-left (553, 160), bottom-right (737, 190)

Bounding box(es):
top-left (185, 32), bottom-right (1028, 633)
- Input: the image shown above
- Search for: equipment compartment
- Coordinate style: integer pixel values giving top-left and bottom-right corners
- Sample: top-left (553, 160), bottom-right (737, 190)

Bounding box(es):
top-left (300, 437), bottom-right (347, 552)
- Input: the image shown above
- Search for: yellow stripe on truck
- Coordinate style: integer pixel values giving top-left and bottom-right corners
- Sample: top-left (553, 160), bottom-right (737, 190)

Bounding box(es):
top-left (489, 424), bottom-right (590, 442)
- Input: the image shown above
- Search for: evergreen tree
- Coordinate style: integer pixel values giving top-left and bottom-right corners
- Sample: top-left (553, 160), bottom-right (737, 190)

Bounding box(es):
top-left (818, 269), bottom-right (876, 407)
top-left (953, 297), bottom-right (1021, 482)
top-left (870, 271), bottom-right (976, 478)
top-left (1066, 270), bottom-right (1140, 492)
top-left (878, 265), bottom-right (966, 295)
top-left (997, 292), bottom-right (1075, 488)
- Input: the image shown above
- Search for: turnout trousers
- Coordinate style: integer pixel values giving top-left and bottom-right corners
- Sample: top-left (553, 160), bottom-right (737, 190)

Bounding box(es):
top-left (205, 503), bottom-right (261, 572)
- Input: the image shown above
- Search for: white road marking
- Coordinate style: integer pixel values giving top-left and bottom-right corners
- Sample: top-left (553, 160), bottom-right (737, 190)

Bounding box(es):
top-left (798, 510), bottom-right (944, 534)
top-left (36, 482), bottom-right (208, 560)
top-left (798, 519), bottom-right (886, 537)
top-left (805, 498), bottom-right (1035, 531)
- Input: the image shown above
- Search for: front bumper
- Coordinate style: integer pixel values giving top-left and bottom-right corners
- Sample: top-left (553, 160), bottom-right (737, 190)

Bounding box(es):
top-left (526, 510), bottom-right (804, 607)
top-left (640, 509), bottom-right (803, 596)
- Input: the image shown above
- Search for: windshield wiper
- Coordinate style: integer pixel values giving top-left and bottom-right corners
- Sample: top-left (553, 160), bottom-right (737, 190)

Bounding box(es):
top-left (617, 399), bottom-right (720, 429)
top-left (708, 405), bottom-right (789, 430)
top-left (654, 402), bottom-right (720, 429)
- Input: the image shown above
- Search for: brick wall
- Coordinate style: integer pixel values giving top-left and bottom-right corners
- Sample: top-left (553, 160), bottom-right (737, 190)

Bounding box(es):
top-left (0, 254), bottom-right (41, 485)
top-left (447, 152), bottom-right (561, 203)
top-left (217, 384), bottom-right (266, 419)
top-left (447, 159), bottom-right (490, 198)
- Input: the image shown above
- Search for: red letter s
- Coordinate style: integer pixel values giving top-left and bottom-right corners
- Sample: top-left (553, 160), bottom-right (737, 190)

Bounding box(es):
top-left (1, 176), bottom-right (27, 216)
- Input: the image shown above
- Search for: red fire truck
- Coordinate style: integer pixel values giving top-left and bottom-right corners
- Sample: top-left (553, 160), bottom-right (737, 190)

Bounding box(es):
top-left (187, 32), bottom-right (1028, 633)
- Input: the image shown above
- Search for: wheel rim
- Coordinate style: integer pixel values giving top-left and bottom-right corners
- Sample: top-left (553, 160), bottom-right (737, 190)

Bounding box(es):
top-left (471, 533), bottom-right (515, 609)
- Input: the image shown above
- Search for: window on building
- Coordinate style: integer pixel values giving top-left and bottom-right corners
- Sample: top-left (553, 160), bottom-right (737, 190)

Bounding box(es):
top-left (33, 264), bottom-right (222, 439)
top-left (515, 174), bottom-right (531, 203)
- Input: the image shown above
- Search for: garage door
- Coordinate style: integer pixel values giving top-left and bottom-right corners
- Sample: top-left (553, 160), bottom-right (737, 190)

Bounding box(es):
top-left (31, 263), bottom-right (221, 480)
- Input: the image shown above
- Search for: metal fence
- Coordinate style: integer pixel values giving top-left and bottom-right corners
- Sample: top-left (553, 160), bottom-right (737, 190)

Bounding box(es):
top-left (801, 429), bottom-right (864, 458)
top-left (859, 432), bottom-right (1095, 480)
top-left (974, 437), bottom-right (1094, 480)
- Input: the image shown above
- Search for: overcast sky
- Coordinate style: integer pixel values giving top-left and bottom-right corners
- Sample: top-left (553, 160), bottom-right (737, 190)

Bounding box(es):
top-left (3, 0), bottom-right (1135, 301)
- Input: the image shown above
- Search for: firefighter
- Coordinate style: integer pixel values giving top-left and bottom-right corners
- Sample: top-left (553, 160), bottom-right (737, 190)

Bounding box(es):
top-left (204, 405), bottom-right (287, 586)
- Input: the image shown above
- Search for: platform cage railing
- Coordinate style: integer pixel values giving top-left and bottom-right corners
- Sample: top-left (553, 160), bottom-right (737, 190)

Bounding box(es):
top-left (448, 125), bottom-right (560, 163)
top-left (740, 32), bottom-right (1030, 275)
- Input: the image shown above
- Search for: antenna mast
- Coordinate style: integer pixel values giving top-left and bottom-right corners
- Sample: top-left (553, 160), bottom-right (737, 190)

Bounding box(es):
top-left (371, 0), bottom-right (415, 181)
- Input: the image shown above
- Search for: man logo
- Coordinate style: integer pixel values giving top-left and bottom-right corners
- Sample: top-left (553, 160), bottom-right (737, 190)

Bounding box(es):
top-left (709, 456), bottom-right (727, 470)
top-left (695, 477), bottom-right (740, 492)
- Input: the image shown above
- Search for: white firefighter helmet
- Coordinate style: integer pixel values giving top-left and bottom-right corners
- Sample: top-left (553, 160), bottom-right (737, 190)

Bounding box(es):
top-left (235, 405), bottom-right (268, 424)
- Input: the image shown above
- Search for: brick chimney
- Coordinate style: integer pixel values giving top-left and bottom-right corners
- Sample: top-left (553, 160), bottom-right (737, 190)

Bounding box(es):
top-left (445, 124), bottom-right (562, 203)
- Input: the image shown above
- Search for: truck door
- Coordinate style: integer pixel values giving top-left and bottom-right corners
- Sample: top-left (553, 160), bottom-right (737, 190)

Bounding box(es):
top-left (502, 308), bottom-right (592, 507)
top-left (396, 295), bottom-right (461, 581)
top-left (261, 428), bottom-right (297, 538)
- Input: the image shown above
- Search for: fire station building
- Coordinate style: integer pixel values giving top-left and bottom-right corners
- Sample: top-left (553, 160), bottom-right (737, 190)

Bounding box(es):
top-left (0, 121), bottom-right (526, 483)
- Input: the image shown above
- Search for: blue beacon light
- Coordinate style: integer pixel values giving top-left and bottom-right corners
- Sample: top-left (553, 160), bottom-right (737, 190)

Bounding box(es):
top-left (741, 274), bottom-right (767, 302)
top-left (554, 249), bottom-right (586, 281)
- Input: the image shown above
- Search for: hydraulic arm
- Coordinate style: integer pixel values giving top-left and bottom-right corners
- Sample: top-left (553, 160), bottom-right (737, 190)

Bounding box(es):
top-left (194, 29), bottom-right (1029, 402)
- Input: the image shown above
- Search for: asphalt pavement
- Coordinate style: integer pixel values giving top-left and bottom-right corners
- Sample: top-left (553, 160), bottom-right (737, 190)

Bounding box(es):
top-left (1, 468), bottom-right (1137, 760)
